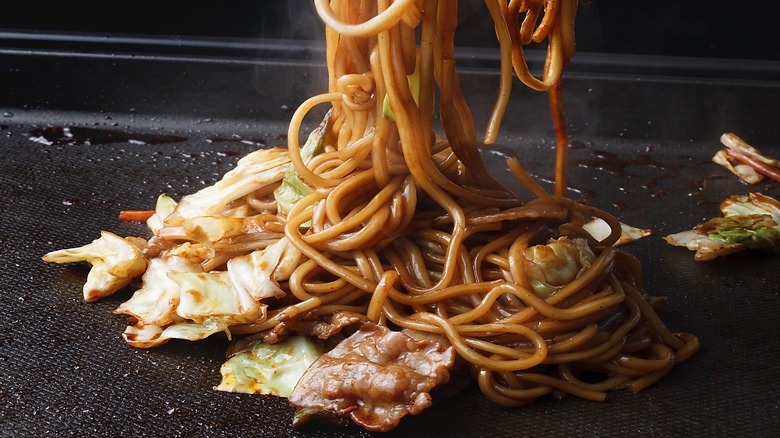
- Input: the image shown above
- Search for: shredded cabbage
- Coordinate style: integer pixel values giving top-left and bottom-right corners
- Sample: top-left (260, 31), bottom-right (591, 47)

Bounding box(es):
top-left (216, 336), bottom-right (324, 397)
top-left (274, 112), bottom-right (328, 214)
top-left (42, 231), bottom-right (146, 302)
top-left (523, 237), bottom-right (595, 297)
top-left (665, 192), bottom-right (780, 260)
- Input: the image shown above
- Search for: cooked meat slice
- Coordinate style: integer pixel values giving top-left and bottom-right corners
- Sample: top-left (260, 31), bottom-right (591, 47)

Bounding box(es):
top-left (288, 322), bottom-right (455, 432)
top-left (256, 310), bottom-right (369, 345)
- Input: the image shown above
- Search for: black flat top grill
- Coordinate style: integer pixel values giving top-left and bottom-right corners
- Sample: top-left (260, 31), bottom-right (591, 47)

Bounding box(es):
top-left (1, 33), bottom-right (778, 437)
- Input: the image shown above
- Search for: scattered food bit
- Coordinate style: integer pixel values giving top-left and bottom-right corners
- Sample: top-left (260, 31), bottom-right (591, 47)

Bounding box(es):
top-left (665, 192), bottom-right (780, 261)
top-left (217, 335), bottom-right (324, 398)
top-left (713, 133), bottom-right (780, 184)
top-left (583, 218), bottom-right (652, 246)
top-left (118, 210), bottom-right (156, 222)
top-left (42, 231), bottom-right (147, 302)
top-left (288, 322), bottom-right (455, 432)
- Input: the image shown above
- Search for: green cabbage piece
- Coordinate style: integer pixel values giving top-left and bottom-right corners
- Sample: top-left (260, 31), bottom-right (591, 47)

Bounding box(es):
top-left (666, 193), bottom-right (780, 260)
top-left (705, 193), bottom-right (780, 254)
top-left (523, 237), bottom-right (596, 298)
top-left (216, 335), bottom-right (325, 398)
top-left (707, 220), bottom-right (780, 254)
top-left (274, 111), bottom-right (329, 214)
top-left (382, 54), bottom-right (422, 121)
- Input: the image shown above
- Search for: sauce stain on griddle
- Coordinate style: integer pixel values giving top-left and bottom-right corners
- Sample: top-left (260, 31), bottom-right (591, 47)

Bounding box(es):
top-left (688, 173), bottom-right (727, 193)
top-left (568, 139), bottom-right (588, 150)
top-left (28, 127), bottom-right (187, 146)
top-left (571, 150), bottom-right (684, 194)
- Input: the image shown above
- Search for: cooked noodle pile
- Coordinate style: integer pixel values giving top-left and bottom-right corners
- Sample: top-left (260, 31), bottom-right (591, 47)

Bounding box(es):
top-left (271, 0), bottom-right (699, 406)
top-left (45, 0), bottom-right (700, 410)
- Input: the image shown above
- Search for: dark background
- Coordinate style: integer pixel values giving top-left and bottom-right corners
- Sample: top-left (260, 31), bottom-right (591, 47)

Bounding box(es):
top-left (1, 0), bottom-right (779, 60)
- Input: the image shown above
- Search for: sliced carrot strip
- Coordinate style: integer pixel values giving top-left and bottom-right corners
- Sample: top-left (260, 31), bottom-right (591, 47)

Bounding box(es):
top-left (118, 210), bottom-right (155, 222)
top-left (725, 148), bottom-right (780, 183)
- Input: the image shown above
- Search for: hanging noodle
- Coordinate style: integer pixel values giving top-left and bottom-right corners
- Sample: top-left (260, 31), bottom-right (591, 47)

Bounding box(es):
top-left (44, 0), bottom-right (700, 419)
top-left (273, 0), bottom-right (699, 407)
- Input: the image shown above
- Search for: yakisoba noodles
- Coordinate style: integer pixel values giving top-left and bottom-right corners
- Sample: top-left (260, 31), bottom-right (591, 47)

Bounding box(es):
top-left (279, 0), bottom-right (698, 406)
top-left (43, 0), bottom-right (700, 430)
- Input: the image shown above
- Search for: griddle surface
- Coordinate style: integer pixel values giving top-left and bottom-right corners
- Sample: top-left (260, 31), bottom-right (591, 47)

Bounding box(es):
top-left (1, 39), bottom-right (779, 437)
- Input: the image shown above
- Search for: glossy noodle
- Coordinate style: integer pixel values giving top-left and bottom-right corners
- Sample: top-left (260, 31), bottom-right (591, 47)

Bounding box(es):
top-left (273, 0), bottom-right (698, 407)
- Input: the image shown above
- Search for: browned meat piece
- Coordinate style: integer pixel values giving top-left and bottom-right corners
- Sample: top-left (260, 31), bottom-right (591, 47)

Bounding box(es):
top-left (288, 322), bottom-right (455, 432)
top-left (256, 311), bottom-right (369, 344)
